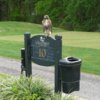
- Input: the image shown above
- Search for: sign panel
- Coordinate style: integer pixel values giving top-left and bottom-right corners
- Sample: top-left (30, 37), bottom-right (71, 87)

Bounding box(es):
top-left (31, 35), bottom-right (56, 66)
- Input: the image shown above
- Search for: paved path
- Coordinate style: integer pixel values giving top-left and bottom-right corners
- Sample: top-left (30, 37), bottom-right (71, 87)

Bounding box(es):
top-left (0, 57), bottom-right (100, 100)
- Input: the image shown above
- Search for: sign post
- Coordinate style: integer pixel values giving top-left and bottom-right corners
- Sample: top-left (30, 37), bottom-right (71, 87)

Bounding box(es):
top-left (55, 35), bottom-right (62, 92)
top-left (24, 32), bottom-right (32, 77)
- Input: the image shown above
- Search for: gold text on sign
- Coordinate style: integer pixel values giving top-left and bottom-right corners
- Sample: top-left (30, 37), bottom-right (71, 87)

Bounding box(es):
top-left (39, 48), bottom-right (46, 58)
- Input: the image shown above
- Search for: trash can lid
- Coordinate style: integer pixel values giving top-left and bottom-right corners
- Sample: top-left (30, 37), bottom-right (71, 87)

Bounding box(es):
top-left (59, 57), bottom-right (81, 65)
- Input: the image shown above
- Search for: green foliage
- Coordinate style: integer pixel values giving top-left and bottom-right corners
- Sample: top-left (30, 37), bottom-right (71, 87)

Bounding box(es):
top-left (34, 0), bottom-right (100, 31)
top-left (0, 75), bottom-right (76, 100)
top-left (0, 76), bottom-right (53, 100)
top-left (0, 0), bottom-right (36, 22)
top-left (35, 0), bottom-right (64, 26)
top-left (66, 0), bottom-right (100, 31)
top-left (0, 0), bottom-right (100, 31)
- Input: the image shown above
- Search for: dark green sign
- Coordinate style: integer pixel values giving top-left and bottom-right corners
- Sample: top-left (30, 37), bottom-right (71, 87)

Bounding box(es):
top-left (31, 35), bottom-right (55, 66)
top-left (24, 32), bottom-right (62, 93)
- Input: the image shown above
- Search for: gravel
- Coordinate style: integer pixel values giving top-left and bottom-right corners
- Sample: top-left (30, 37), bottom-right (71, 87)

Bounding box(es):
top-left (0, 57), bottom-right (100, 100)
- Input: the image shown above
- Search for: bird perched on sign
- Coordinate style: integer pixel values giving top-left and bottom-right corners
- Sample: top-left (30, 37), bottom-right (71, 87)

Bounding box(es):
top-left (42, 15), bottom-right (52, 36)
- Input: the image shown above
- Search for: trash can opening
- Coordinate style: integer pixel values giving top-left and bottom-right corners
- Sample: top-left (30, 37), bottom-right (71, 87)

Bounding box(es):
top-left (68, 57), bottom-right (78, 62)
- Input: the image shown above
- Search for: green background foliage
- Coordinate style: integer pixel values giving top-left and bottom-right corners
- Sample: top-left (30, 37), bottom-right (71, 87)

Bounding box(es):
top-left (0, 0), bottom-right (100, 31)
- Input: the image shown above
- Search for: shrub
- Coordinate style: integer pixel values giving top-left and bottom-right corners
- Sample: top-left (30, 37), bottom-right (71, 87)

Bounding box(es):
top-left (0, 76), bottom-right (75, 100)
top-left (0, 76), bottom-right (52, 100)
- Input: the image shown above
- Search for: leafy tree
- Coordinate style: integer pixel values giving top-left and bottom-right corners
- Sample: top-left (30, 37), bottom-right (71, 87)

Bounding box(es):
top-left (66, 0), bottom-right (100, 31)
top-left (35, 0), bottom-right (100, 31)
top-left (0, 0), bottom-right (100, 31)
top-left (0, 0), bottom-right (8, 20)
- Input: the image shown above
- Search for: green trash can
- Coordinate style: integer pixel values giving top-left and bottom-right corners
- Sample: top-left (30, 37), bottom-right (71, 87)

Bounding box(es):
top-left (59, 57), bottom-right (81, 93)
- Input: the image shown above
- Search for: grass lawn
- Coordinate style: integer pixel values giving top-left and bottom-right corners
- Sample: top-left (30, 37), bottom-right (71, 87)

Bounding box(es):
top-left (0, 21), bottom-right (100, 75)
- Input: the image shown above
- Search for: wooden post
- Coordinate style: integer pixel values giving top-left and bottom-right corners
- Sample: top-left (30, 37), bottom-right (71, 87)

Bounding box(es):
top-left (55, 35), bottom-right (62, 93)
top-left (24, 32), bottom-right (32, 77)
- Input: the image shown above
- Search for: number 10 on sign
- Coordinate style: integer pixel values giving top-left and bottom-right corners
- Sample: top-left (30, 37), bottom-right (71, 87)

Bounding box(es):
top-left (39, 48), bottom-right (46, 58)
